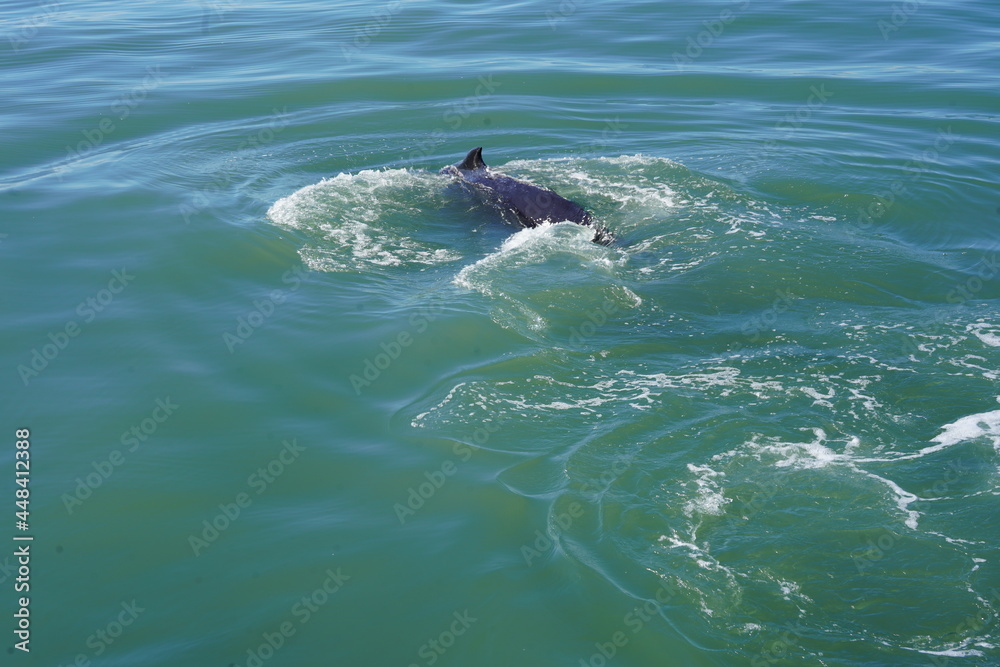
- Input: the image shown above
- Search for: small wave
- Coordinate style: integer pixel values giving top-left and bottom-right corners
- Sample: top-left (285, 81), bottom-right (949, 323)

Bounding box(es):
top-left (452, 222), bottom-right (638, 336)
top-left (637, 425), bottom-right (992, 657)
top-left (931, 397), bottom-right (1000, 452)
top-left (267, 154), bottom-right (797, 291)
top-left (503, 154), bottom-right (682, 221)
top-left (711, 428), bottom-right (923, 529)
top-left (408, 365), bottom-right (752, 438)
top-left (266, 168), bottom-right (461, 273)
top-left (453, 222), bottom-right (615, 296)
top-left (682, 464), bottom-right (730, 517)
top-left (968, 321), bottom-right (1000, 348)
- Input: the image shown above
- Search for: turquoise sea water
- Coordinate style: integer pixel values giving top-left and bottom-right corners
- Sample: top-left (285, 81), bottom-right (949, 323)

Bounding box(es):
top-left (3, 0), bottom-right (1000, 665)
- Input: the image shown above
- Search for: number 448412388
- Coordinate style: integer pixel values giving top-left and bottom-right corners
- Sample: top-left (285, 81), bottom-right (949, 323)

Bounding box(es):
top-left (15, 428), bottom-right (30, 529)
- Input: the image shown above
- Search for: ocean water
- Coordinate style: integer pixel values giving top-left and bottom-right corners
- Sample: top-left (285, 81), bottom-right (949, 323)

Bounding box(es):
top-left (3, 0), bottom-right (999, 665)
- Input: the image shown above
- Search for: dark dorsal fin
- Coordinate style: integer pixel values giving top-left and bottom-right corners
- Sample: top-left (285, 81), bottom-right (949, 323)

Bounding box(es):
top-left (458, 147), bottom-right (486, 170)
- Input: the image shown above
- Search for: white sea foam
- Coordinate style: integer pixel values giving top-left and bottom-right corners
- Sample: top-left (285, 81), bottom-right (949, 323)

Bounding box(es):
top-left (711, 429), bottom-right (924, 529)
top-left (800, 386), bottom-right (835, 407)
top-left (949, 355), bottom-right (1000, 380)
top-left (930, 397), bottom-right (1000, 452)
top-left (655, 528), bottom-right (742, 620)
top-left (409, 364), bottom-right (898, 435)
top-left (451, 222), bottom-right (637, 334)
top-left (683, 464), bottom-right (730, 517)
top-left (905, 646), bottom-right (986, 658)
top-left (967, 322), bottom-right (1000, 347)
top-left (504, 154), bottom-right (680, 212)
top-left (453, 222), bottom-right (600, 294)
top-left (267, 168), bottom-right (461, 273)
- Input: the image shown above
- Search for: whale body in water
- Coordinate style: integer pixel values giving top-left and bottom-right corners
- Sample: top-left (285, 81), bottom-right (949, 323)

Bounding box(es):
top-left (441, 147), bottom-right (612, 244)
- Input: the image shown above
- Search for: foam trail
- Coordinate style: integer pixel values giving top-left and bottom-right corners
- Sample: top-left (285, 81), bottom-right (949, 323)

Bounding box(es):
top-left (267, 168), bottom-right (461, 273)
top-left (928, 397), bottom-right (1000, 453)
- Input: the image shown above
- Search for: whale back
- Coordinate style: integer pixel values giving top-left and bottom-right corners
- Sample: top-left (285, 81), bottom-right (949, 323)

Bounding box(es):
top-left (444, 147), bottom-right (612, 244)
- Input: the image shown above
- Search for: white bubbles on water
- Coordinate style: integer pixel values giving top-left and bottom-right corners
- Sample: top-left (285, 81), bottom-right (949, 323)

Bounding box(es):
top-left (682, 464), bottom-right (730, 517)
top-left (266, 153), bottom-right (788, 301)
top-left (449, 219), bottom-right (642, 338)
top-left (453, 222), bottom-right (612, 295)
top-left (967, 321), bottom-right (1000, 348)
top-left (267, 168), bottom-right (461, 273)
top-left (931, 397), bottom-right (1000, 452)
